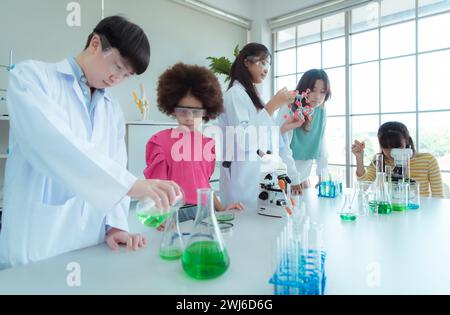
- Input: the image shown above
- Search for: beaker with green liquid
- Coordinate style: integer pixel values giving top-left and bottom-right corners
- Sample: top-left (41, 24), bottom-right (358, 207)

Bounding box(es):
top-left (368, 154), bottom-right (392, 215)
top-left (391, 181), bottom-right (409, 212)
top-left (135, 192), bottom-right (185, 228)
top-left (182, 188), bottom-right (230, 280)
top-left (159, 210), bottom-right (185, 260)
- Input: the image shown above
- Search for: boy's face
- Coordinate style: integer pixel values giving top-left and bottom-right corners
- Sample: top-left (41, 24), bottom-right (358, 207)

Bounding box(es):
top-left (174, 94), bottom-right (205, 132)
top-left (83, 35), bottom-right (135, 89)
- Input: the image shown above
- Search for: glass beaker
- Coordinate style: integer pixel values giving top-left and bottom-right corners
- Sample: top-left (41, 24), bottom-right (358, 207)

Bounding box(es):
top-left (391, 181), bottom-right (409, 212)
top-left (181, 188), bottom-right (230, 280)
top-left (135, 191), bottom-right (185, 228)
top-left (408, 181), bottom-right (420, 210)
top-left (338, 192), bottom-right (358, 221)
top-left (356, 181), bottom-right (372, 216)
top-left (368, 154), bottom-right (392, 215)
top-left (159, 210), bottom-right (185, 260)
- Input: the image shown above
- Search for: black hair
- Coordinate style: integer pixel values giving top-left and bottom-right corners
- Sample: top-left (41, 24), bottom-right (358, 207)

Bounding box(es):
top-left (228, 43), bottom-right (272, 110)
top-left (295, 69), bottom-right (332, 131)
top-left (85, 15), bottom-right (150, 75)
top-left (378, 121), bottom-right (416, 153)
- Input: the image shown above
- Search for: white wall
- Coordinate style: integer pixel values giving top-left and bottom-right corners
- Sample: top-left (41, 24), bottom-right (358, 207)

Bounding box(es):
top-left (201, 0), bottom-right (254, 19)
top-left (0, 0), bottom-right (329, 118)
top-left (0, 0), bottom-right (248, 122)
top-left (261, 0), bottom-right (330, 20)
top-left (104, 0), bottom-right (248, 122)
top-left (198, 0), bottom-right (330, 101)
top-left (0, 0), bottom-right (103, 114)
top-left (252, 0), bottom-right (330, 101)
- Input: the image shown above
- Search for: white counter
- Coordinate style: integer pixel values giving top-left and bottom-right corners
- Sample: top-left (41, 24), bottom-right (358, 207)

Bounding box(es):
top-left (1, 189), bottom-right (450, 295)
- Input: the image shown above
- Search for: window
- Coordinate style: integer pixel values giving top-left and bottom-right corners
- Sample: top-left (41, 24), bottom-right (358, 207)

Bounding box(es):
top-left (273, 0), bottom-right (450, 188)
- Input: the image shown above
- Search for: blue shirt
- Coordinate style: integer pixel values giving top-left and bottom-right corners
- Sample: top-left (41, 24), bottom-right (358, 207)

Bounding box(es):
top-left (67, 57), bottom-right (105, 127)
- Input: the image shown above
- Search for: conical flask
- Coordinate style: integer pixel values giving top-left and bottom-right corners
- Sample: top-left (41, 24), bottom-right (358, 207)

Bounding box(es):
top-left (159, 210), bottom-right (184, 260)
top-left (338, 192), bottom-right (358, 221)
top-left (368, 154), bottom-right (392, 214)
top-left (181, 188), bottom-right (230, 280)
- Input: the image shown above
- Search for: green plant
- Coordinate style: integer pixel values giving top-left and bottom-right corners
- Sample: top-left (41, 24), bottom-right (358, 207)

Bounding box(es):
top-left (206, 45), bottom-right (240, 83)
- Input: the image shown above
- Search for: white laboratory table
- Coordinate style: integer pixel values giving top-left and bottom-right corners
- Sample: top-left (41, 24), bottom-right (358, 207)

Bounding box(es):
top-left (1, 189), bottom-right (450, 295)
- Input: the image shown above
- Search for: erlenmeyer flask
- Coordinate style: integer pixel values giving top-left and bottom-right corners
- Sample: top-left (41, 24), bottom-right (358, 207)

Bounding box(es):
top-left (182, 188), bottom-right (230, 280)
top-left (368, 154), bottom-right (392, 214)
top-left (159, 211), bottom-right (184, 260)
top-left (338, 192), bottom-right (357, 221)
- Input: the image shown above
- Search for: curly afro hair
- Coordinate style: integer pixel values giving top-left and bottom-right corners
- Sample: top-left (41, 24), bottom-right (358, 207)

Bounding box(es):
top-left (157, 63), bottom-right (224, 122)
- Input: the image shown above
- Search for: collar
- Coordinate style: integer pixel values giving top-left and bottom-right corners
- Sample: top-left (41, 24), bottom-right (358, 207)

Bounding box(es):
top-left (55, 59), bottom-right (111, 101)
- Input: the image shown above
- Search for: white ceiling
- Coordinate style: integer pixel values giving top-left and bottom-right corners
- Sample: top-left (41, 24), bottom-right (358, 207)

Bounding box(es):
top-left (201, 0), bottom-right (331, 20)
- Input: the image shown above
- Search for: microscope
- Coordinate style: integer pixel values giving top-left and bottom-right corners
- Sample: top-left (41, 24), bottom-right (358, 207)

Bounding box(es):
top-left (257, 151), bottom-right (293, 218)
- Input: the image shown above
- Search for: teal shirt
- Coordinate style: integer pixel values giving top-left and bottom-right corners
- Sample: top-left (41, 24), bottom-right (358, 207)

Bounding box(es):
top-left (290, 105), bottom-right (326, 160)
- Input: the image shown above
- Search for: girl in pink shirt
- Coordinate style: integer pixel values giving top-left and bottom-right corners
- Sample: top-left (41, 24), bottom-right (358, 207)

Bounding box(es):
top-left (144, 63), bottom-right (244, 221)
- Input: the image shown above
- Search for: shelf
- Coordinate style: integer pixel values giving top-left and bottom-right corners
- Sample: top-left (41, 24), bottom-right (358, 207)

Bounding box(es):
top-left (0, 154), bottom-right (8, 159)
top-left (126, 120), bottom-right (178, 126)
top-left (0, 116), bottom-right (9, 121)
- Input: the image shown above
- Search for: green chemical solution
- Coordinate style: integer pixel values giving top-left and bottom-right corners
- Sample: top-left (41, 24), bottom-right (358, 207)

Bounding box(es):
top-left (216, 213), bottom-right (235, 222)
top-left (136, 211), bottom-right (171, 228)
top-left (368, 201), bottom-right (392, 214)
top-left (182, 241), bottom-right (230, 280)
top-left (159, 248), bottom-right (183, 261)
top-left (340, 213), bottom-right (357, 221)
top-left (392, 204), bottom-right (408, 212)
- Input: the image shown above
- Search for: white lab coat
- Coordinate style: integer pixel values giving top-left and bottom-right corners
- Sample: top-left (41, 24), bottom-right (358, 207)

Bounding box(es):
top-left (276, 105), bottom-right (329, 185)
top-left (218, 81), bottom-right (290, 209)
top-left (0, 60), bottom-right (137, 268)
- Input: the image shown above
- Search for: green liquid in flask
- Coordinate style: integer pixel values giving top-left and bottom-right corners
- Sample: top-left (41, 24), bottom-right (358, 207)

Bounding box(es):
top-left (136, 211), bottom-right (171, 228)
top-left (159, 248), bottom-right (183, 261)
top-left (182, 241), bottom-right (230, 280)
top-left (392, 204), bottom-right (408, 212)
top-left (368, 201), bottom-right (392, 214)
top-left (340, 213), bottom-right (357, 221)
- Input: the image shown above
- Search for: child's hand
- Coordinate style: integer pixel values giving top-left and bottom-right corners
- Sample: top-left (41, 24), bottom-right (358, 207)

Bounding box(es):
top-left (272, 88), bottom-right (297, 109)
top-left (156, 222), bottom-right (166, 232)
top-left (106, 228), bottom-right (147, 251)
top-left (221, 202), bottom-right (245, 211)
top-left (352, 140), bottom-right (365, 160)
top-left (128, 179), bottom-right (181, 212)
top-left (291, 184), bottom-right (303, 196)
top-left (281, 114), bottom-right (305, 133)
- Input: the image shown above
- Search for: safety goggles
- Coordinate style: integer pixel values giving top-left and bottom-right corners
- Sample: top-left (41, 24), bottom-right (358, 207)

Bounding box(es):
top-left (246, 56), bottom-right (272, 72)
top-left (174, 106), bottom-right (206, 118)
top-left (98, 34), bottom-right (135, 80)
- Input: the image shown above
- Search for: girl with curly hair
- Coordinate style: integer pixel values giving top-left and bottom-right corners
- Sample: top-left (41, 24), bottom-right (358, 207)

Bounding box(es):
top-left (144, 63), bottom-right (244, 222)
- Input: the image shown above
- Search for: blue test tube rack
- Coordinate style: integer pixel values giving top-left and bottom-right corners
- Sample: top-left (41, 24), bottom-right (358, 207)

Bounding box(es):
top-left (269, 250), bottom-right (327, 295)
top-left (318, 180), bottom-right (342, 198)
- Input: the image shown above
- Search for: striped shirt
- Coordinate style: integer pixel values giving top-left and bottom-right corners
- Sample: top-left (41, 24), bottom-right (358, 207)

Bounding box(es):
top-left (357, 152), bottom-right (444, 198)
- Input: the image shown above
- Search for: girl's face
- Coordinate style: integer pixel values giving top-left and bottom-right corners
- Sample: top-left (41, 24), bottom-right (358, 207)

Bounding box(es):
top-left (308, 80), bottom-right (327, 107)
top-left (173, 94), bottom-right (205, 131)
top-left (245, 55), bottom-right (271, 84)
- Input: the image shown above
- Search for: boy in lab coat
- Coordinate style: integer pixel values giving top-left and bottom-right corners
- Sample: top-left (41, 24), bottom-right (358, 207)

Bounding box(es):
top-left (0, 16), bottom-right (180, 268)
